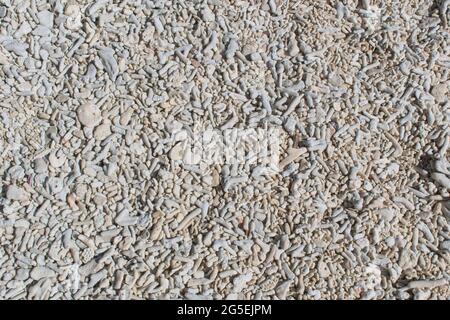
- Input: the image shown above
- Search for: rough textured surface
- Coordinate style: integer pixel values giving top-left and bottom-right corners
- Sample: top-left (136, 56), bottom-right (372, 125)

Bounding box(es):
top-left (0, 0), bottom-right (449, 300)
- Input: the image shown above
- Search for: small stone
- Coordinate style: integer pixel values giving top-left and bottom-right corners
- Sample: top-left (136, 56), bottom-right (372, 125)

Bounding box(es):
top-left (32, 25), bottom-right (51, 37)
top-left (37, 10), bottom-right (53, 28)
top-left (119, 109), bottom-right (133, 126)
top-left (317, 261), bottom-right (331, 278)
top-left (34, 158), bottom-right (47, 173)
top-left (15, 268), bottom-right (29, 281)
top-left (48, 150), bottom-right (66, 168)
top-left (211, 169), bottom-right (220, 187)
top-left (30, 266), bottom-right (56, 280)
top-left (0, 6), bottom-right (6, 18)
top-left (431, 172), bottom-right (450, 189)
top-left (169, 142), bottom-right (185, 161)
top-left (201, 6), bottom-right (215, 22)
top-left (77, 103), bottom-right (102, 128)
top-left (98, 47), bottom-right (119, 81)
top-left (93, 193), bottom-right (107, 206)
top-left (6, 185), bottom-right (28, 201)
top-left (47, 177), bottom-right (64, 194)
top-left (431, 84), bottom-right (448, 104)
top-left (275, 280), bottom-right (292, 299)
top-left (94, 123), bottom-right (111, 140)
top-left (115, 209), bottom-right (138, 226)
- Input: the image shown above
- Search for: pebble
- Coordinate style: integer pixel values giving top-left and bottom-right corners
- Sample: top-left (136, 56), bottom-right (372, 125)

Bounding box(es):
top-left (431, 172), bottom-right (450, 189)
top-left (93, 123), bottom-right (111, 141)
top-left (37, 10), bottom-right (54, 29)
top-left (77, 103), bottom-right (102, 128)
top-left (431, 83), bottom-right (448, 103)
top-left (30, 267), bottom-right (56, 281)
top-left (169, 142), bottom-right (185, 161)
top-left (0, 6), bottom-right (6, 18)
top-left (98, 48), bottom-right (119, 81)
top-left (6, 185), bottom-right (29, 201)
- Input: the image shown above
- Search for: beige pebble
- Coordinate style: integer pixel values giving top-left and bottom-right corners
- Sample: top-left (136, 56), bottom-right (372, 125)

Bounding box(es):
top-left (120, 109), bottom-right (133, 126)
top-left (169, 142), bottom-right (185, 161)
top-left (94, 123), bottom-right (112, 141)
top-left (77, 103), bottom-right (102, 127)
top-left (93, 193), bottom-right (107, 206)
top-left (431, 83), bottom-right (448, 103)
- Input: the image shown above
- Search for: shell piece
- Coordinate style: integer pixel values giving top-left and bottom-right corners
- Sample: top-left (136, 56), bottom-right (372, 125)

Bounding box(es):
top-left (48, 150), bottom-right (66, 168)
top-left (275, 280), bottom-right (292, 299)
top-left (98, 47), bottom-right (119, 81)
top-left (278, 147), bottom-right (307, 170)
top-left (169, 142), bottom-right (185, 161)
top-left (115, 209), bottom-right (138, 226)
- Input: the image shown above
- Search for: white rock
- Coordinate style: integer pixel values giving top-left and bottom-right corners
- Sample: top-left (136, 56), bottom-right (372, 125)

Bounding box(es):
top-left (94, 123), bottom-right (111, 141)
top-left (169, 142), bottom-right (185, 161)
top-left (30, 267), bottom-right (56, 280)
top-left (37, 10), bottom-right (54, 29)
top-left (77, 103), bottom-right (102, 127)
top-left (431, 83), bottom-right (448, 103)
top-left (6, 185), bottom-right (28, 201)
